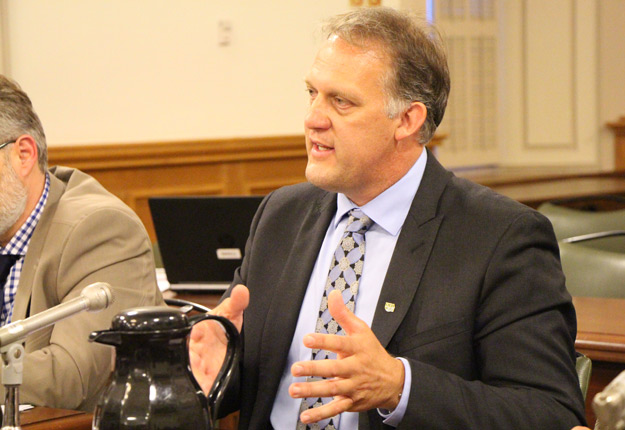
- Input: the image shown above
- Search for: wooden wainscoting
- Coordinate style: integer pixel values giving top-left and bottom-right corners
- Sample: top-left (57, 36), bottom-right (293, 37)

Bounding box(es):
top-left (48, 133), bottom-right (447, 241)
top-left (48, 135), bottom-right (308, 241)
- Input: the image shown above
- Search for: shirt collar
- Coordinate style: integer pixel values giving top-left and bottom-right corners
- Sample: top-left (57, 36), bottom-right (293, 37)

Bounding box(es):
top-left (334, 149), bottom-right (428, 236)
top-left (1, 173), bottom-right (50, 256)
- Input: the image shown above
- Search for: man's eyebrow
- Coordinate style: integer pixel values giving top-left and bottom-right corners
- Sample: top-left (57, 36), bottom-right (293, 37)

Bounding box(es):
top-left (302, 79), bottom-right (360, 104)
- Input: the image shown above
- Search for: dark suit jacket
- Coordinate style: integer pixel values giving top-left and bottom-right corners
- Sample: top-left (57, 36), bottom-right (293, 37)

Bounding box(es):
top-left (222, 152), bottom-right (586, 429)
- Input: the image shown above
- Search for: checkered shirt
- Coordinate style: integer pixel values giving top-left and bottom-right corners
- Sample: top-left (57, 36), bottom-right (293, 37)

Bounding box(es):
top-left (0, 174), bottom-right (50, 325)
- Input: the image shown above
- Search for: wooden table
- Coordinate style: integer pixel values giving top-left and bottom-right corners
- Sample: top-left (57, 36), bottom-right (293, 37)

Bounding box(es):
top-left (162, 289), bottom-right (222, 309)
top-left (20, 407), bottom-right (92, 429)
top-left (574, 296), bottom-right (625, 427)
top-left (20, 406), bottom-right (236, 429)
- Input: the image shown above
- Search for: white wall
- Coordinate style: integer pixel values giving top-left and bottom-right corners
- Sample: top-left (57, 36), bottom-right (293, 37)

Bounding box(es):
top-left (494, 0), bottom-right (625, 170)
top-left (1, 1), bottom-right (624, 171)
top-left (1, 0), bottom-right (351, 145)
top-left (498, 0), bottom-right (599, 167)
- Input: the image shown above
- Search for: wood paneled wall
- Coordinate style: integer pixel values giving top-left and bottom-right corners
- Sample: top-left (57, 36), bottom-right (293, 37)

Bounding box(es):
top-left (48, 135), bottom-right (309, 242)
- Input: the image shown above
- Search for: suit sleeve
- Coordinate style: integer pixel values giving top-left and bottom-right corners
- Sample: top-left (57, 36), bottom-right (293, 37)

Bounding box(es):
top-left (397, 211), bottom-right (586, 429)
top-left (17, 207), bottom-right (163, 410)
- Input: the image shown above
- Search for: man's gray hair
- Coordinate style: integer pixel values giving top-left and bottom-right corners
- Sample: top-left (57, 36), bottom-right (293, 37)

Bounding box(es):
top-left (323, 7), bottom-right (450, 144)
top-left (0, 75), bottom-right (48, 171)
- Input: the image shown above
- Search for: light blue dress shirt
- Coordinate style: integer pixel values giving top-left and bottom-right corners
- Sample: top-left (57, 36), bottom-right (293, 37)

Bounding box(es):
top-left (270, 150), bottom-right (427, 429)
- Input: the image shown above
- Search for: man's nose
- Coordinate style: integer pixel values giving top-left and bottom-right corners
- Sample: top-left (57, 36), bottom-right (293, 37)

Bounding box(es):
top-left (304, 99), bottom-right (331, 130)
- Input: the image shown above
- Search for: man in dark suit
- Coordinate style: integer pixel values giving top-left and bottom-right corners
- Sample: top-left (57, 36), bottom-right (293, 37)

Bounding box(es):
top-left (190, 7), bottom-right (586, 429)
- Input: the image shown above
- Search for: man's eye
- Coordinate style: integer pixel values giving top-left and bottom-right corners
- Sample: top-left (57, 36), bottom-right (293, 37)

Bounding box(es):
top-left (335, 97), bottom-right (350, 107)
top-left (306, 88), bottom-right (317, 98)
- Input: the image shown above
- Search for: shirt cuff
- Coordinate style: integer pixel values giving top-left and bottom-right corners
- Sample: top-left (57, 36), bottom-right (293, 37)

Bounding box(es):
top-left (377, 357), bottom-right (411, 427)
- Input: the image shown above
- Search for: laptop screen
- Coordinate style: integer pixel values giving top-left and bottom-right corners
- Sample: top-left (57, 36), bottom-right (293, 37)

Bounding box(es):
top-left (148, 196), bottom-right (264, 289)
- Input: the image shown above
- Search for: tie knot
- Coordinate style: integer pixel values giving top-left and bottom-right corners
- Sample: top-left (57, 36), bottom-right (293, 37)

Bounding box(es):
top-left (346, 209), bottom-right (373, 235)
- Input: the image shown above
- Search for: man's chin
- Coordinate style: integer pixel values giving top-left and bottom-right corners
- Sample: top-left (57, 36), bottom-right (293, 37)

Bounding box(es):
top-left (305, 170), bottom-right (341, 194)
top-left (304, 166), bottom-right (325, 188)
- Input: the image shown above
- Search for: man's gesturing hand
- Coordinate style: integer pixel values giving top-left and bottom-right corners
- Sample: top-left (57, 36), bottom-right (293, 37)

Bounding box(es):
top-left (289, 290), bottom-right (405, 425)
top-left (189, 284), bottom-right (249, 394)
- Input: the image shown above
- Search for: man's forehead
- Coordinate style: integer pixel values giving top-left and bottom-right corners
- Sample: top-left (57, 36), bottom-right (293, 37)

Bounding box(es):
top-left (306, 37), bottom-right (388, 93)
top-left (322, 34), bottom-right (388, 62)
top-left (308, 37), bottom-right (388, 77)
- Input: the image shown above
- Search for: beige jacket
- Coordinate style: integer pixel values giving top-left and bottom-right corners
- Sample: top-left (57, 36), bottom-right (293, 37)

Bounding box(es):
top-left (2, 166), bottom-right (163, 411)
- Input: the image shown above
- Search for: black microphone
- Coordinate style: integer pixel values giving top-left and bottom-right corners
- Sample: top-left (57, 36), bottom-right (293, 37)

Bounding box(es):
top-left (0, 282), bottom-right (114, 347)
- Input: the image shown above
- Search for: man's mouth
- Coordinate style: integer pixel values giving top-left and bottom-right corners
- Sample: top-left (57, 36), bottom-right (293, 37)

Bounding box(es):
top-left (315, 142), bottom-right (332, 151)
top-left (309, 137), bottom-right (333, 152)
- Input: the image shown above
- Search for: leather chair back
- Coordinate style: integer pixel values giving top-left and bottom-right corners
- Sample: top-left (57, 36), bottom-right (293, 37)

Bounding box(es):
top-left (559, 232), bottom-right (625, 298)
top-left (538, 203), bottom-right (625, 241)
top-left (576, 353), bottom-right (592, 401)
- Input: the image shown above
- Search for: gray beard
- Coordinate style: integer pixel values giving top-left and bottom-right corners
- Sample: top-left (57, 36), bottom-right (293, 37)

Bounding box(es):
top-left (0, 162), bottom-right (28, 240)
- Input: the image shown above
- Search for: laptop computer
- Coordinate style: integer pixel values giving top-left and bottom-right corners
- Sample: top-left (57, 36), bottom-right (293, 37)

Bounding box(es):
top-left (148, 195), bottom-right (263, 291)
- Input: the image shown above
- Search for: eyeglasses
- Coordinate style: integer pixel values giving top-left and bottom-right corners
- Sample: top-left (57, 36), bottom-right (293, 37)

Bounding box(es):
top-left (0, 141), bottom-right (15, 151)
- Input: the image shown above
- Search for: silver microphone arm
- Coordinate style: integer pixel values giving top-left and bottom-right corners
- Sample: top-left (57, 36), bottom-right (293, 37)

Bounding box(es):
top-left (0, 282), bottom-right (113, 430)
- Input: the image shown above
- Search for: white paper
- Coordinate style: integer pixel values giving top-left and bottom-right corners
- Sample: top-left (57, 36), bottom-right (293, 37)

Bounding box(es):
top-left (0, 403), bottom-right (35, 413)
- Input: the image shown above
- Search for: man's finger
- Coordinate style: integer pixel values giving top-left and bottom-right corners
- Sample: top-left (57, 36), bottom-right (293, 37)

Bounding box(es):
top-left (227, 284), bottom-right (250, 314)
top-left (289, 375), bottom-right (355, 400)
top-left (291, 354), bottom-right (354, 379)
top-left (299, 396), bottom-right (354, 424)
top-left (302, 332), bottom-right (355, 357)
top-left (209, 284), bottom-right (249, 332)
top-left (215, 284), bottom-right (249, 316)
top-left (327, 289), bottom-right (369, 336)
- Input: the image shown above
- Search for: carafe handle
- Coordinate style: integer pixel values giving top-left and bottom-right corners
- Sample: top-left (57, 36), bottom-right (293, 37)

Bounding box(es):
top-left (189, 314), bottom-right (242, 424)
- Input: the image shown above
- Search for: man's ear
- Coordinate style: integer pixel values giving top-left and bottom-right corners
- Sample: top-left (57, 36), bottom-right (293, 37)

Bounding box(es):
top-left (395, 102), bottom-right (427, 142)
top-left (12, 134), bottom-right (39, 178)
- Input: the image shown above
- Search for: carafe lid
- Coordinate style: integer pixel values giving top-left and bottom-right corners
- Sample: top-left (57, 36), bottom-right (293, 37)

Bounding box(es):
top-left (110, 306), bottom-right (189, 332)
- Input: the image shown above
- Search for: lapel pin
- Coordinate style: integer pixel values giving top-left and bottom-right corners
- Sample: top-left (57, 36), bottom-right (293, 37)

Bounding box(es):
top-left (384, 302), bottom-right (396, 313)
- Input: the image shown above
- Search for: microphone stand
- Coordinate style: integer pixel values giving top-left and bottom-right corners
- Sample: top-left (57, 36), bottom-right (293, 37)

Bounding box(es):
top-left (0, 282), bottom-right (113, 430)
top-left (1, 342), bottom-right (25, 430)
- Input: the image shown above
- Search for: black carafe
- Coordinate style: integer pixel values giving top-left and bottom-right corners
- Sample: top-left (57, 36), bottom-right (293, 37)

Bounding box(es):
top-left (89, 306), bottom-right (240, 430)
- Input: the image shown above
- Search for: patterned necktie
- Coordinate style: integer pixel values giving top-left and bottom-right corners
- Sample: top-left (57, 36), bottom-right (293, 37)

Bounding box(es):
top-left (297, 208), bottom-right (373, 430)
top-left (0, 254), bottom-right (20, 312)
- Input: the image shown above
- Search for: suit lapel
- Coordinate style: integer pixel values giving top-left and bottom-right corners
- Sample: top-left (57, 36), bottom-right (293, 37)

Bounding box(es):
top-left (13, 172), bottom-right (64, 320)
top-left (371, 151), bottom-right (453, 347)
top-left (251, 151), bottom-right (454, 425)
top-left (255, 191), bottom-right (337, 410)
